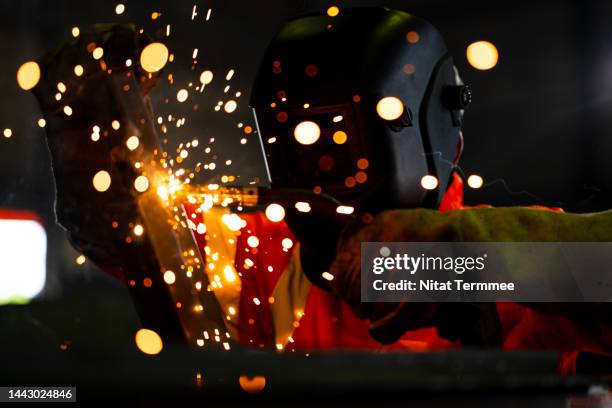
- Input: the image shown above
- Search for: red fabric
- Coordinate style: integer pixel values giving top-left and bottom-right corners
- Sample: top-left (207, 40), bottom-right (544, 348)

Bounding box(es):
top-left (234, 212), bottom-right (296, 347)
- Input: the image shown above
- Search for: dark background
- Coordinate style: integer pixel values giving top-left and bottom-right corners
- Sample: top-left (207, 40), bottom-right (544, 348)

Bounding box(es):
top-left (1, 0), bottom-right (612, 356)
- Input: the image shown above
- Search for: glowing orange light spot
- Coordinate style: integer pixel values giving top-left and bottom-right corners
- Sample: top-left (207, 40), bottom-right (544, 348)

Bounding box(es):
top-left (16, 61), bottom-right (41, 90)
top-left (143, 277), bottom-right (152, 287)
top-left (239, 376), bottom-right (266, 393)
top-left (357, 158), bottom-right (369, 169)
top-left (327, 6), bottom-right (340, 17)
top-left (135, 329), bottom-right (163, 355)
top-left (355, 171), bottom-right (367, 183)
top-left (92, 170), bottom-right (111, 192)
top-left (406, 31), bottom-right (420, 44)
top-left (140, 42), bottom-right (169, 73)
top-left (466, 41), bottom-right (499, 70)
top-left (332, 130), bottom-right (347, 144)
top-left (345, 177), bottom-right (356, 188)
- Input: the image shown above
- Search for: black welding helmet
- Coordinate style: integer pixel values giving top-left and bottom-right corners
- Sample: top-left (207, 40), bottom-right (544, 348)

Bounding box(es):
top-left (251, 7), bottom-right (470, 212)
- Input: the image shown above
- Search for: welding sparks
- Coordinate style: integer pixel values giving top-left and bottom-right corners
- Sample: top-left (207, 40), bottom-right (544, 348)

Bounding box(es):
top-left (92, 171), bottom-right (111, 192)
top-left (222, 213), bottom-right (245, 231)
top-left (467, 41), bottom-right (499, 71)
top-left (223, 265), bottom-right (237, 283)
top-left (327, 6), bottom-right (340, 17)
top-left (224, 100), bottom-right (237, 113)
top-left (3, 128), bottom-right (12, 138)
top-left (246, 236), bottom-right (259, 248)
top-left (376, 96), bottom-right (404, 121)
top-left (135, 329), bottom-right (163, 355)
top-left (133, 224), bottom-right (144, 236)
top-left (177, 89), bottom-right (189, 102)
top-left (332, 130), bottom-right (347, 144)
top-left (294, 121), bottom-right (320, 145)
top-left (140, 42), bottom-right (169, 73)
top-left (420, 175), bottom-right (439, 190)
top-left (74, 65), bottom-right (84, 76)
top-left (322, 272), bottom-right (334, 281)
top-left (282, 238), bottom-right (294, 249)
top-left (467, 174), bottom-right (484, 189)
top-left (92, 47), bottom-right (104, 60)
top-left (16, 61), bottom-right (40, 91)
top-left (295, 202), bottom-right (311, 213)
top-left (265, 203), bottom-right (285, 222)
top-left (163, 270), bottom-right (176, 284)
top-left (200, 70), bottom-right (213, 85)
top-left (126, 136), bottom-right (139, 150)
top-left (134, 175), bottom-right (150, 192)
top-left (71, 26), bottom-right (80, 37)
top-left (115, 3), bottom-right (125, 15)
top-left (336, 205), bottom-right (354, 215)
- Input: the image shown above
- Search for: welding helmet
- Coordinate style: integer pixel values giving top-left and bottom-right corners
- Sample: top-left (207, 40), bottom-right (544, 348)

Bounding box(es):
top-left (250, 7), bottom-right (470, 212)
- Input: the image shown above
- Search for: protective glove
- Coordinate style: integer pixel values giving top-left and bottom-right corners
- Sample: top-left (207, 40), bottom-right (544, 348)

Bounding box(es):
top-left (32, 24), bottom-right (161, 267)
top-left (276, 189), bottom-right (355, 291)
top-left (328, 209), bottom-right (503, 346)
top-left (328, 206), bottom-right (612, 346)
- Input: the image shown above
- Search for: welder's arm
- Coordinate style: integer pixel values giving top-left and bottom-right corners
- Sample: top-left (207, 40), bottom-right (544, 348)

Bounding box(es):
top-left (329, 207), bottom-right (612, 344)
top-left (33, 24), bottom-right (160, 271)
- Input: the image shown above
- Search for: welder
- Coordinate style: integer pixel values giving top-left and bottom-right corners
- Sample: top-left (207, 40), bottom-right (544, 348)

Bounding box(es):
top-left (32, 8), bottom-right (612, 375)
top-left (248, 8), bottom-right (612, 374)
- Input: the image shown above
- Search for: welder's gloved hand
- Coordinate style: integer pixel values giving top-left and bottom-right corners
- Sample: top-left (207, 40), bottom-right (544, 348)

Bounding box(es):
top-left (32, 24), bottom-right (162, 267)
top-left (277, 189), bottom-right (355, 291)
top-left (328, 209), bottom-right (503, 346)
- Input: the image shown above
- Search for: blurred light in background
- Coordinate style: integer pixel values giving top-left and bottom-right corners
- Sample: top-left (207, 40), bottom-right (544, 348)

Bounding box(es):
top-left (16, 61), bottom-right (40, 90)
top-left (0, 217), bottom-right (46, 304)
top-left (467, 174), bottom-right (484, 189)
top-left (376, 96), bottom-right (404, 121)
top-left (466, 41), bottom-right (499, 70)
top-left (135, 328), bottom-right (163, 355)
